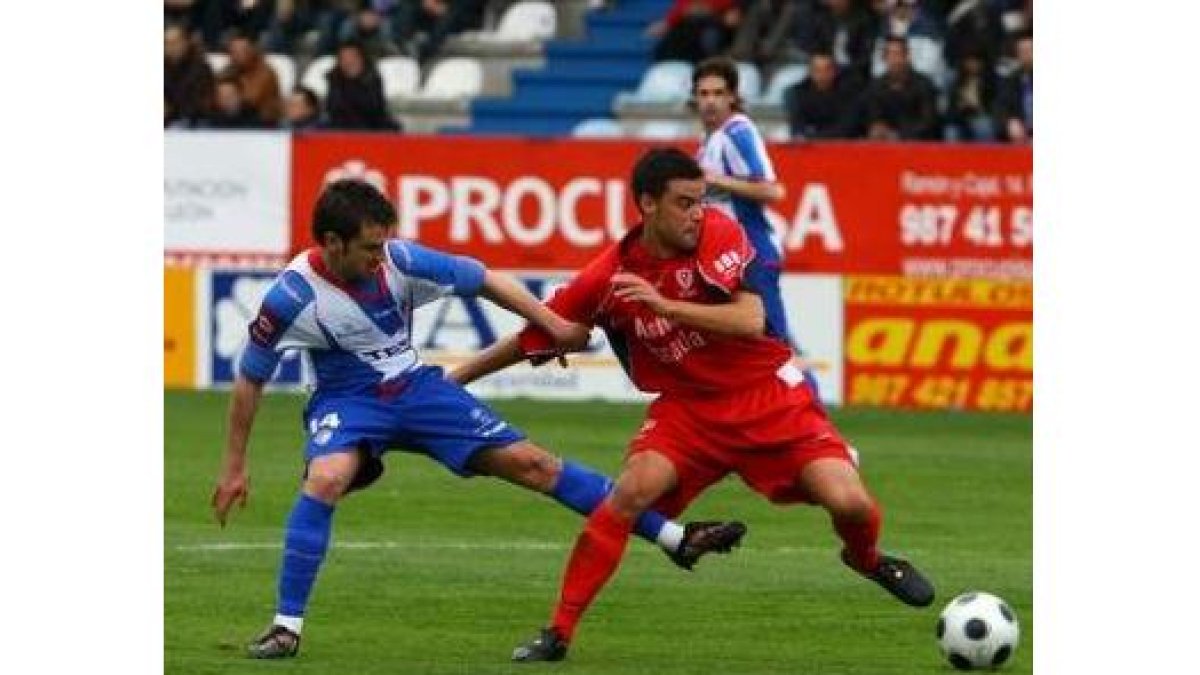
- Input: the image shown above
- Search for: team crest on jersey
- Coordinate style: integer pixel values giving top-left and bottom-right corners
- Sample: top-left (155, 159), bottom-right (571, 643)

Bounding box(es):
top-left (675, 268), bottom-right (694, 290)
top-left (675, 268), bottom-right (699, 298)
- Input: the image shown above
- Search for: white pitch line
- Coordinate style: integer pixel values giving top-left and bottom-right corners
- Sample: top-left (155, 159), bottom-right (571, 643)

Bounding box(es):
top-left (174, 540), bottom-right (568, 553)
top-left (172, 540), bottom-right (855, 556)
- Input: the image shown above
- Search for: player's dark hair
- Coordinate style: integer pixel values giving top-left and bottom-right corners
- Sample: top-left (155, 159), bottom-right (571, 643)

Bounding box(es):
top-left (691, 56), bottom-right (744, 112)
top-left (312, 179), bottom-right (396, 244)
top-left (630, 148), bottom-right (703, 213)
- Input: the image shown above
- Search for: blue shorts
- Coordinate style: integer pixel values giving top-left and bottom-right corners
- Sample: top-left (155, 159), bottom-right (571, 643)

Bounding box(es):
top-left (300, 365), bottom-right (525, 478)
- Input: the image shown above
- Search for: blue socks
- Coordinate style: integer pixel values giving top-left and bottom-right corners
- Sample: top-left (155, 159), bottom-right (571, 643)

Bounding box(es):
top-left (272, 461), bottom-right (669, 620)
top-left (276, 493), bottom-right (334, 617)
top-left (550, 460), bottom-right (667, 544)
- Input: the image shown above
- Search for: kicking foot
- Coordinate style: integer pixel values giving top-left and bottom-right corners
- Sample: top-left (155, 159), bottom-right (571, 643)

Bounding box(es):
top-left (512, 627), bottom-right (569, 662)
top-left (842, 550), bottom-right (935, 607)
top-left (668, 520), bottom-right (748, 571)
top-left (247, 624), bottom-right (301, 659)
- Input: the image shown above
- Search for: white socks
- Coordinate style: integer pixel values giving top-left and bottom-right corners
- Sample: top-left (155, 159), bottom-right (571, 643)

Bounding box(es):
top-left (656, 522), bottom-right (685, 552)
top-left (274, 614), bottom-right (304, 635)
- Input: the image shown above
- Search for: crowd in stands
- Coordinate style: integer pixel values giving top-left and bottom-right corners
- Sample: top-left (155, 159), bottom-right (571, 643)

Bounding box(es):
top-left (164, 1), bottom-right (489, 131)
top-left (650, 0), bottom-right (1032, 142)
top-left (165, 0), bottom-right (1032, 143)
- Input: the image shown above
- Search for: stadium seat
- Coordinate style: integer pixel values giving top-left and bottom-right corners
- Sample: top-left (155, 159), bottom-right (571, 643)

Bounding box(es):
top-left (414, 58), bottom-right (484, 100)
top-left (908, 36), bottom-right (949, 89)
top-left (206, 53), bottom-right (230, 74)
top-left (377, 56), bottom-right (421, 100)
top-left (572, 117), bottom-right (625, 138)
top-left (758, 64), bottom-right (809, 107)
top-left (488, 1), bottom-right (558, 42)
top-left (763, 123), bottom-right (792, 142)
top-left (636, 120), bottom-right (696, 140)
top-left (619, 61), bottom-right (694, 104)
top-left (736, 62), bottom-right (762, 101)
top-left (301, 55), bottom-right (337, 98)
top-left (265, 54), bottom-right (296, 94)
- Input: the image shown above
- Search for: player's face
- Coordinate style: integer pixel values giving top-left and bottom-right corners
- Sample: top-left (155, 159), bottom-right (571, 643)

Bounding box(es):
top-left (694, 75), bottom-right (736, 129)
top-left (646, 179), bottom-right (705, 252)
top-left (328, 223), bottom-right (388, 281)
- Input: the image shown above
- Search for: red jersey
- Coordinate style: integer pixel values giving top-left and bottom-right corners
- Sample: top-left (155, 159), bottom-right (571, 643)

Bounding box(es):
top-left (519, 208), bottom-right (793, 397)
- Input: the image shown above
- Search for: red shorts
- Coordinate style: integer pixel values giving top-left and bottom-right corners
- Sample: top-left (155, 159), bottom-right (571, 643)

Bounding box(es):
top-left (628, 363), bottom-right (855, 518)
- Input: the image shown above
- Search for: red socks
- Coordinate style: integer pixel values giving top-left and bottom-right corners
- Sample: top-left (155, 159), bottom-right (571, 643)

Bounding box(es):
top-left (551, 501), bottom-right (634, 641)
top-left (835, 500), bottom-right (882, 572)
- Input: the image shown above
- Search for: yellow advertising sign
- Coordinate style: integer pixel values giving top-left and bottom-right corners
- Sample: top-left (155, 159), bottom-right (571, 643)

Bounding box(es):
top-left (164, 267), bottom-right (195, 388)
top-left (843, 275), bottom-right (1032, 412)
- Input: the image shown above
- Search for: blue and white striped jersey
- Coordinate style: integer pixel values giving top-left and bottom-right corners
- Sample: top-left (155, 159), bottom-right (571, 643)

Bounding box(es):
top-left (238, 240), bottom-right (485, 395)
top-left (696, 113), bottom-right (781, 264)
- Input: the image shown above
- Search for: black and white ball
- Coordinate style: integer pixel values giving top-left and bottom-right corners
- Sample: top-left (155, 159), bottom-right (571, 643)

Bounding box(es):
top-left (936, 591), bottom-right (1020, 670)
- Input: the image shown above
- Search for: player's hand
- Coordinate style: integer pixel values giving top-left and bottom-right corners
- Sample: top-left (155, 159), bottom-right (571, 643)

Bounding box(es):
top-left (212, 467), bottom-right (250, 527)
top-left (611, 272), bottom-right (674, 316)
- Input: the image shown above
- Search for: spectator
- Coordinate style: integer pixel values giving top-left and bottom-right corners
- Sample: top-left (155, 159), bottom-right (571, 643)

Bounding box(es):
top-left (207, 78), bottom-right (268, 128)
top-left (284, 86), bottom-right (325, 130)
top-left (945, 47), bottom-right (996, 141)
top-left (861, 36), bottom-right (940, 140)
top-left (993, 31), bottom-right (1031, 143)
top-left (797, 0), bottom-right (877, 83)
top-left (164, 0), bottom-right (205, 32)
top-left (262, 2), bottom-right (371, 55)
top-left (200, 0), bottom-right (277, 51)
top-left (164, 23), bottom-right (215, 128)
top-left (325, 40), bottom-right (402, 130)
top-left (874, 0), bottom-right (941, 40)
top-left (220, 33), bottom-right (283, 125)
top-left (729, 0), bottom-right (802, 65)
top-left (393, 0), bottom-right (488, 62)
top-left (943, 0), bottom-right (1002, 67)
top-left (868, 0), bottom-right (946, 86)
top-left (338, 1), bottom-right (404, 60)
top-left (648, 0), bottom-right (743, 63)
top-left (783, 51), bottom-right (862, 139)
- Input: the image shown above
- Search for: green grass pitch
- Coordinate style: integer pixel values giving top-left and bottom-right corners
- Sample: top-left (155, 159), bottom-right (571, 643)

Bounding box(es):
top-left (165, 390), bottom-right (1031, 674)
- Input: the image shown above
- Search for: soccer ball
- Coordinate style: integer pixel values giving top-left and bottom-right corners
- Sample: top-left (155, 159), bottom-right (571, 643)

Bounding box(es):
top-left (936, 591), bottom-right (1020, 670)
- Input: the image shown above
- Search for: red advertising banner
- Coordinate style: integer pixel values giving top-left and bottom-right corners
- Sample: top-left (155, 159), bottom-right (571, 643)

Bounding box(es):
top-left (291, 135), bottom-right (1032, 277)
top-left (843, 276), bottom-right (1032, 412)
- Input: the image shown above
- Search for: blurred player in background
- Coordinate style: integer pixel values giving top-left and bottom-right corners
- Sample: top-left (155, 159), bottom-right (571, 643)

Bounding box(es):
top-left (690, 57), bottom-right (805, 356)
top-left (211, 179), bottom-right (746, 659)
top-left (452, 149), bottom-right (934, 662)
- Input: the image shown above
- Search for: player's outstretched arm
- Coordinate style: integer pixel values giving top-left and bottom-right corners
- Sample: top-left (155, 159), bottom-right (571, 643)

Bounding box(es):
top-left (212, 374), bottom-right (265, 527)
top-left (478, 269), bottom-right (588, 348)
top-left (612, 273), bottom-right (766, 338)
top-left (705, 172), bottom-right (785, 204)
top-left (448, 334), bottom-right (524, 385)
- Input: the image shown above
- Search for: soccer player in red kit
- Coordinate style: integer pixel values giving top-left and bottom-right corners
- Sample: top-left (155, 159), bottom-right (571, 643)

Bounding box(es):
top-left (451, 148), bottom-right (934, 663)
